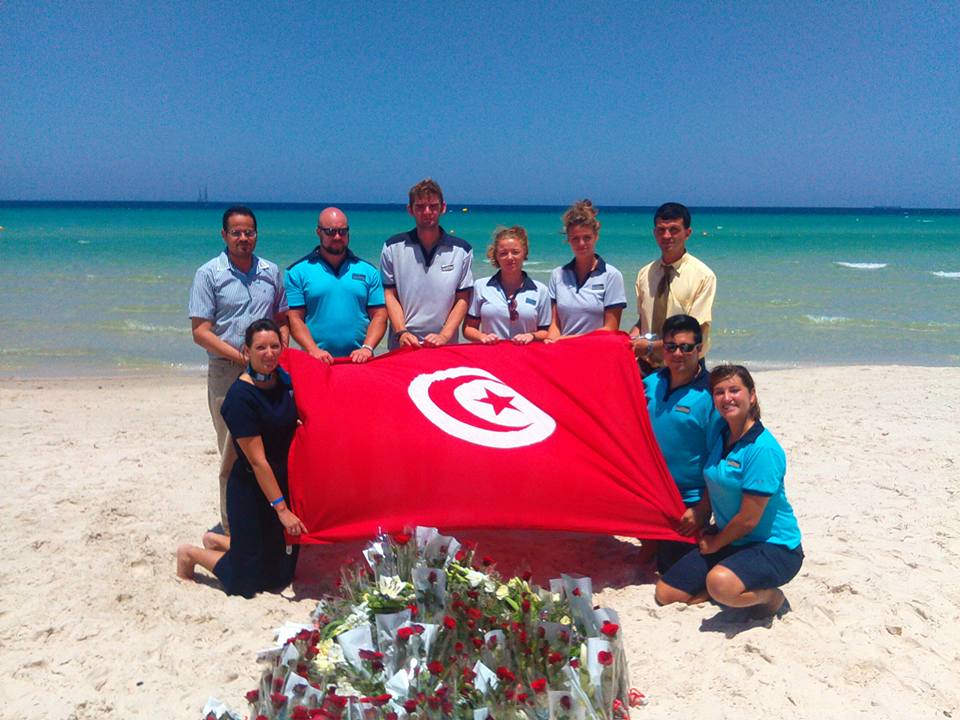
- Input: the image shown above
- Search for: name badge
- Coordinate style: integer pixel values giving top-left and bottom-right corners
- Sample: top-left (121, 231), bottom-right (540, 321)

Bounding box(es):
top-left (675, 405), bottom-right (691, 414)
top-left (441, 264), bottom-right (454, 272)
top-left (525, 297), bottom-right (537, 306)
top-left (726, 459), bottom-right (741, 469)
top-left (351, 273), bottom-right (365, 281)
top-left (591, 283), bottom-right (605, 290)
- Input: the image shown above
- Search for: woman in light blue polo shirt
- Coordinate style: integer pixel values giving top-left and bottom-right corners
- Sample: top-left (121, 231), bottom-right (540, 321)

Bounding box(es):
top-left (546, 200), bottom-right (626, 340)
top-left (655, 364), bottom-right (803, 618)
top-left (464, 225), bottom-right (551, 344)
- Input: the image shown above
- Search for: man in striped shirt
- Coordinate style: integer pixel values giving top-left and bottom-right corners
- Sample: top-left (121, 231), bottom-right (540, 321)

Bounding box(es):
top-left (188, 206), bottom-right (289, 533)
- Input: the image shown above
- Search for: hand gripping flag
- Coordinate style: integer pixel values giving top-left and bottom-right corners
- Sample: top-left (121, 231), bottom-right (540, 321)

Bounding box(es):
top-left (280, 331), bottom-right (689, 543)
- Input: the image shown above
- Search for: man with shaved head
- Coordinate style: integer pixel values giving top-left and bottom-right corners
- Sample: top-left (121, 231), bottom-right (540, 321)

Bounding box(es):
top-left (284, 207), bottom-right (387, 363)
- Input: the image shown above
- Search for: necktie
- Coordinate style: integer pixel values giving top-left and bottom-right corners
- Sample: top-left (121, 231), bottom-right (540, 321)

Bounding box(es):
top-left (650, 264), bottom-right (676, 337)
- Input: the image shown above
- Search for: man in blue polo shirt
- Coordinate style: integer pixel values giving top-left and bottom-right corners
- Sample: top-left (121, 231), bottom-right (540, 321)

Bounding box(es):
top-left (642, 314), bottom-right (724, 573)
top-left (188, 205), bottom-right (289, 533)
top-left (285, 207), bottom-right (387, 363)
top-left (380, 178), bottom-right (474, 350)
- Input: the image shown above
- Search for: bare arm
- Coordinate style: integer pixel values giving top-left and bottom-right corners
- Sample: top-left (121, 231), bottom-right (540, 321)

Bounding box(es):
top-left (191, 318), bottom-right (244, 365)
top-left (699, 493), bottom-right (769, 554)
top-left (350, 307), bottom-right (388, 363)
top-left (677, 493), bottom-right (712, 536)
top-left (602, 307), bottom-right (623, 332)
top-left (463, 316), bottom-right (499, 344)
top-left (275, 311), bottom-right (289, 348)
top-left (384, 287), bottom-right (419, 348)
top-left (424, 289), bottom-right (471, 347)
top-left (288, 308), bottom-right (332, 363)
top-left (234, 434), bottom-right (307, 536)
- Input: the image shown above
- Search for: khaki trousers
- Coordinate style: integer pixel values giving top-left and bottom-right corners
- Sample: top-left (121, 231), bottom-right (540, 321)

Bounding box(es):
top-left (207, 357), bottom-right (243, 533)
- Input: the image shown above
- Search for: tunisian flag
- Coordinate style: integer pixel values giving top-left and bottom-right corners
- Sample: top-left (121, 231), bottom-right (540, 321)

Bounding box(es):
top-left (280, 331), bottom-right (687, 544)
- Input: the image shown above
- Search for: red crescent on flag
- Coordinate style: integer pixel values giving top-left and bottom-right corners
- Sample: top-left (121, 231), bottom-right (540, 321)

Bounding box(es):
top-left (426, 375), bottom-right (532, 433)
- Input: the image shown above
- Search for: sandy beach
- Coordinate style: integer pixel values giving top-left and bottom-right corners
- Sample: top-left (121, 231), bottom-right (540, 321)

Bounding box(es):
top-left (1, 366), bottom-right (958, 719)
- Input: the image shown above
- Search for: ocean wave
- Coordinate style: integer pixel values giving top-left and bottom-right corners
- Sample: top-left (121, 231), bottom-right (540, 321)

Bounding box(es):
top-left (929, 271), bottom-right (960, 278)
top-left (834, 261), bottom-right (888, 270)
top-left (114, 320), bottom-right (187, 334)
top-left (803, 315), bottom-right (850, 325)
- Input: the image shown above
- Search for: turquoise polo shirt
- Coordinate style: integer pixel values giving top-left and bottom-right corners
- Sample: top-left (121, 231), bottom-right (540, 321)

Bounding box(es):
top-left (284, 248), bottom-right (385, 358)
top-left (704, 422), bottom-right (802, 549)
top-left (643, 368), bottom-right (724, 505)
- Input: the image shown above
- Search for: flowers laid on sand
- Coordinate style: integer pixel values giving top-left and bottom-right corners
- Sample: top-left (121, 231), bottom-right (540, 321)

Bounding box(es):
top-left (203, 527), bottom-right (646, 720)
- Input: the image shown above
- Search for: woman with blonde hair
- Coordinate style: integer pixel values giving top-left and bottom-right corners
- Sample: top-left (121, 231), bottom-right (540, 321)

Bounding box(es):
top-left (463, 225), bottom-right (550, 344)
top-left (546, 200), bottom-right (626, 341)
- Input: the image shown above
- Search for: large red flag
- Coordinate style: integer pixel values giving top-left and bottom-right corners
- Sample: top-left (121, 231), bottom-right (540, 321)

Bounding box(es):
top-left (280, 331), bottom-right (688, 544)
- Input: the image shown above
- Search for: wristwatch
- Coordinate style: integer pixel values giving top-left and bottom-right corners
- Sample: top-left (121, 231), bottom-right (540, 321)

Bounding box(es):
top-left (642, 333), bottom-right (657, 357)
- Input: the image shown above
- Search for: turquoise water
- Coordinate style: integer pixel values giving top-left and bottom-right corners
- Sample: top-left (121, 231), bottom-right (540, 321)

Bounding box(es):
top-left (0, 202), bottom-right (958, 376)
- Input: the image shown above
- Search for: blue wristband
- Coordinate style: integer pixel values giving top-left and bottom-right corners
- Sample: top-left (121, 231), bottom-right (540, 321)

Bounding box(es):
top-left (270, 495), bottom-right (285, 508)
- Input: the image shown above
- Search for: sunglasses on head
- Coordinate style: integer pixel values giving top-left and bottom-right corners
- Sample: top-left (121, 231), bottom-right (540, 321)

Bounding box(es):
top-left (664, 341), bottom-right (699, 354)
top-left (319, 226), bottom-right (349, 237)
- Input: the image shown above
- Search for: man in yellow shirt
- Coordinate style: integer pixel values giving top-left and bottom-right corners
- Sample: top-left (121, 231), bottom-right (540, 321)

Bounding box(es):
top-left (629, 203), bottom-right (716, 374)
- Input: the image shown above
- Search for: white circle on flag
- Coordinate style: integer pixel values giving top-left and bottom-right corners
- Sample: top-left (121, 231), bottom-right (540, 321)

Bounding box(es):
top-left (407, 366), bottom-right (556, 448)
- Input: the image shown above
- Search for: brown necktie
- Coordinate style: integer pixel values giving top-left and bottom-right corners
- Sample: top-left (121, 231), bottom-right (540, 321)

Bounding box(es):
top-left (650, 264), bottom-right (675, 337)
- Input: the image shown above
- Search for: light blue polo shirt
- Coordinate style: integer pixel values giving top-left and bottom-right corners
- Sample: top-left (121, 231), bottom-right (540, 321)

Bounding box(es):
top-left (285, 248), bottom-right (385, 358)
top-left (188, 250), bottom-right (288, 356)
top-left (704, 422), bottom-right (802, 549)
top-left (547, 255), bottom-right (627, 335)
top-left (467, 272), bottom-right (551, 339)
top-left (380, 227), bottom-right (473, 348)
top-left (643, 368), bottom-right (724, 504)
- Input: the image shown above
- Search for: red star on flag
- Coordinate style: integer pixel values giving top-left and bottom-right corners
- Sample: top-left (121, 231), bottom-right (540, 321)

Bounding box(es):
top-left (475, 388), bottom-right (518, 415)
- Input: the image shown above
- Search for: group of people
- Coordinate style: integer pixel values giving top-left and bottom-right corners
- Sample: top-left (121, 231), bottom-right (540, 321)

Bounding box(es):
top-left (176, 179), bottom-right (802, 618)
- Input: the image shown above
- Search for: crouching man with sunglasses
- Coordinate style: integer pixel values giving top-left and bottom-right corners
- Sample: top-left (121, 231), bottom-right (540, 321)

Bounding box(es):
top-left (284, 207), bottom-right (387, 364)
top-left (641, 314), bottom-right (725, 574)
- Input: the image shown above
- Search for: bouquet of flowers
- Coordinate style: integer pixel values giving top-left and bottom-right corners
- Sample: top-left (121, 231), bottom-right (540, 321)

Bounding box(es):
top-left (204, 527), bottom-right (645, 720)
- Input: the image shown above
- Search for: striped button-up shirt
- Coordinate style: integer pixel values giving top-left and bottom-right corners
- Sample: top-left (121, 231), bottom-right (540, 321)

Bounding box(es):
top-left (188, 250), bottom-right (288, 356)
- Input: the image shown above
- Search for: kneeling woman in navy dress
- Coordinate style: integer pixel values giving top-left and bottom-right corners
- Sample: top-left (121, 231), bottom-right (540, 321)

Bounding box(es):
top-left (655, 364), bottom-right (803, 617)
top-left (177, 318), bottom-right (306, 597)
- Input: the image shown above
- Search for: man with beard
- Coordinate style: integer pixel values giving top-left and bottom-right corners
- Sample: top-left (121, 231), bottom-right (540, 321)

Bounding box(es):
top-left (285, 207), bottom-right (387, 363)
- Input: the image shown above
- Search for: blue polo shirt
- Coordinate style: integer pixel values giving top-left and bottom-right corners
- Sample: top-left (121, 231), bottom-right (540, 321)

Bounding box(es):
top-left (467, 272), bottom-right (551, 339)
top-left (547, 255), bottom-right (626, 335)
top-left (285, 248), bottom-right (385, 358)
top-left (380, 227), bottom-right (473, 348)
top-left (643, 368), bottom-right (724, 505)
top-left (704, 422), bottom-right (802, 549)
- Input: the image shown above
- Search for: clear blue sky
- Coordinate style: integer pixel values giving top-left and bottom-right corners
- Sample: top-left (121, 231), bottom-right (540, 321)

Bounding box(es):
top-left (2, 1), bottom-right (958, 207)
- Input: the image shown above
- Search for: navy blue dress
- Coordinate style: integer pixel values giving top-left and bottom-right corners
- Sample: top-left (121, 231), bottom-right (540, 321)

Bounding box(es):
top-left (214, 376), bottom-right (299, 597)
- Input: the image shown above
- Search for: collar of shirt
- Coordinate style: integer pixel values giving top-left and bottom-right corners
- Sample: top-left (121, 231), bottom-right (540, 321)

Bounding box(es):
top-left (660, 251), bottom-right (690, 274)
top-left (562, 254), bottom-right (608, 290)
top-left (487, 270), bottom-right (536, 294)
top-left (308, 247), bottom-right (358, 276)
top-left (721, 421), bottom-right (765, 459)
top-left (216, 249), bottom-right (265, 277)
top-left (407, 226), bottom-right (453, 266)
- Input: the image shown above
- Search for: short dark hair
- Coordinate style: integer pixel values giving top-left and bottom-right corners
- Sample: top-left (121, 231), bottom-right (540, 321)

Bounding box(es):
top-left (654, 202), bottom-right (690, 229)
top-left (661, 314), bottom-right (702, 344)
top-left (244, 318), bottom-right (280, 347)
top-left (709, 364), bottom-right (762, 421)
top-left (408, 178), bottom-right (444, 206)
top-left (222, 205), bottom-right (257, 232)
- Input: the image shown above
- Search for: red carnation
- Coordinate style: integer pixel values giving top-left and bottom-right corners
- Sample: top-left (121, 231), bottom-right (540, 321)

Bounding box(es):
top-left (597, 650), bottom-right (614, 666)
top-left (572, 587), bottom-right (581, 596)
top-left (517, 693), bottom-right (529, 703)
top-left (570, 659), bottom-right (580, 669)
top-left (271, 692), bottom-right (287, 707)
top-left (291, 708), bottom-right (310, 720)
top-left (462, 667), bottom-right (477, 682)
top-left (404, 700), bottom-right (418, 713)
top-left (482, 556), bottom-right (494, 567)
top-left (521, 598), bottom-right (531, 612)
top-left (471, 637), bottom-right (483, 648)
top-left (559, 630), bottom-right (570, 643)
top-left (467, 607), bottom-right (483, 620)
top-left (560, 695), bottom-right (572, 710)
top-left (454, 641), bottom-right (464, 654)
top-left (548, 651), bottom-right (564, 664)
top-left (245, 689), bottom-right (260, 703)
top-left (443, 615), bottom-right (457, 629)
top-left (601, 621), bottom-right (620, 637)
top-left (397, 626), bottom-right (415, 641)
top-left (428, 570), bottom-right (438, 584)
top-left (393, 532), bottom-right (411, 545)
top-left (521, 571), bottom-right (532, 581)
top-left (530, 678), bottom-right (548, 694)
top-left (455, 549), bottom-right (468, 562)
top-left (361, 694), bottom-right (392, 707)
top-left (495, 666), bottom-right (516, 683)
top-left (427, 661), bottom-right (444, 675)
top-left (406, 603), bottom-right (419, 617)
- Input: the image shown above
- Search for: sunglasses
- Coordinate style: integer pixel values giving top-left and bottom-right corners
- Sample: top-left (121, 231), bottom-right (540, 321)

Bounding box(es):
top-left (664, 341), bottom-right (699, 354)
top-left (319, 226), bottom-right (349, 237)
top-left (507, 296), bottom-right (519, 321)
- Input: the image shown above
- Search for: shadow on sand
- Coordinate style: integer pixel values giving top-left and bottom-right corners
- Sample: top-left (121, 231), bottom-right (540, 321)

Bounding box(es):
top-left (290, 529), bottom-right (658, 601)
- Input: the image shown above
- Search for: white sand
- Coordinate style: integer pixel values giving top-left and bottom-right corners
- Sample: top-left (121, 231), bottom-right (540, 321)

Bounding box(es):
top-left (1, 367), bottom-right (958, 719)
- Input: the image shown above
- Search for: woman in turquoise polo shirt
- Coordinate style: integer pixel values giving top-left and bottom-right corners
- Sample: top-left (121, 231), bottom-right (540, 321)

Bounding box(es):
top-left (655, 364), bottom-right (803, 617)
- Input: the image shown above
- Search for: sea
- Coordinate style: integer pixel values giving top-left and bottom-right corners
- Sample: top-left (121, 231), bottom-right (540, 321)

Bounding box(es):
top-left (1, 202), bottom-right (958, 377)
